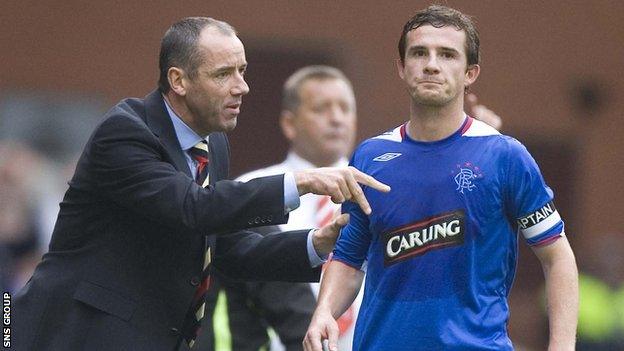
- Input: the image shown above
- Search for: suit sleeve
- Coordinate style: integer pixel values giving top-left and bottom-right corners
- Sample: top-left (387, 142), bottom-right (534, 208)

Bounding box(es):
top-left (74, 112), bottom-right (287, 234)
top-left (213, 228), bottom-right (321, 282)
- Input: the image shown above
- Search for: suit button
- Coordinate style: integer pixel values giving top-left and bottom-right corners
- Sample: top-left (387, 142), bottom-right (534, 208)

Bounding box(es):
top-left (170, 327), bottom-right (180, 335)
top-left (190, 276), bottom-right (200, 286)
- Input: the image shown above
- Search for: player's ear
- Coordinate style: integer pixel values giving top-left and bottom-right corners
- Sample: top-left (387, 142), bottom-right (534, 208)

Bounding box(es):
top-left (464, 64), bottom-right (480, 88)
top-left (280, 110), bottom-right (297, 142)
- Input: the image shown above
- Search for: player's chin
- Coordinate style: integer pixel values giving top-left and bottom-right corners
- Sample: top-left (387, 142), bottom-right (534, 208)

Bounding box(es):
top-left (413, 93), bottom-right (449, 106)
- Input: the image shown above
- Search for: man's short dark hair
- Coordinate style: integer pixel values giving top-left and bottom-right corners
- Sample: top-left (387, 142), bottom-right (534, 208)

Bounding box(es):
top-left (158, 17), bottom-right (237, 93)
top-left (282, 65), bottom-right (354, 113)
top-left (398, 5), bottom-right (480, 66)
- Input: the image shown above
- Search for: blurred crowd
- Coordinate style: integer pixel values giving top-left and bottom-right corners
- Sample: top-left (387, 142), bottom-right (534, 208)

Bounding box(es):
top-left (0, 141), bottom-right (66, 293)
top-left (0, 91), bottom-right (102, 294)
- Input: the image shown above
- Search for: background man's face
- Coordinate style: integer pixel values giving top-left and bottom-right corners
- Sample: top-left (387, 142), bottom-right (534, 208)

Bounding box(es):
top-left (398, 25), bottom-right (478, 107)
top-left (285, 78), bottom-right (356, 166)
top-left (183, 27), bottom-right (249, 135)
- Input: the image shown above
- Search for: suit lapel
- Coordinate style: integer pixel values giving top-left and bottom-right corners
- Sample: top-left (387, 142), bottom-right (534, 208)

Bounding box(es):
top-left (143, 90), bottom-right (193, 178)
top-left (207, 132), bottom-right (229, 183)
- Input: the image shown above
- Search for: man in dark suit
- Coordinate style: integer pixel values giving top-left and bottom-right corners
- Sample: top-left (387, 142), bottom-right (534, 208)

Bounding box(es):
top-left (12, 17), bottom-right (389, 351)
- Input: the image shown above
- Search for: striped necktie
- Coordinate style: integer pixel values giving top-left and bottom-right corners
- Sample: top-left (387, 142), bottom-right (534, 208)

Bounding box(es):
top-left (317, 196), bottom-right (356, 337)
top-left (182, 140), bottom-right (212, 347)
top-left (189, 140), bottom-right (210, 188)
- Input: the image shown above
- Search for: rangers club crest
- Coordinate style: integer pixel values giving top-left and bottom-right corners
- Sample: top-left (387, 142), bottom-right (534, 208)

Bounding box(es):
top-left (452, 162), bottom-right (483, 194)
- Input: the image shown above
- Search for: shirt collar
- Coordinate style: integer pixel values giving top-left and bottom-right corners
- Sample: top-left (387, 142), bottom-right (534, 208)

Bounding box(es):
top-left (284, 151), bottom-right (348, 171)
top-left (162, 95), bottom-right (208, 151)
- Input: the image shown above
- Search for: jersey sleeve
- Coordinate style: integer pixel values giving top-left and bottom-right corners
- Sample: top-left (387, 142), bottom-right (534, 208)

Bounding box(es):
top-left (332, 150), bottom-right (373, 270)
top-left (504, 138), bottom-right (565, 247)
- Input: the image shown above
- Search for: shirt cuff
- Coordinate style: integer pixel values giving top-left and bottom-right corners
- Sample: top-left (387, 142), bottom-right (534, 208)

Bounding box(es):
top-left (307, 229), bottom-right (327, 267)
top-left (283, 171), bottom-right (300, 214)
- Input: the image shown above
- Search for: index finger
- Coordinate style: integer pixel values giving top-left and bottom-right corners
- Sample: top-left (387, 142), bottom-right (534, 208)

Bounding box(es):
top-left (348, 181), bottom-right (372, 215)
top-left (350, 167), bottom-right (391, 193)
top-left (345, 169), bottom-right (383, 215)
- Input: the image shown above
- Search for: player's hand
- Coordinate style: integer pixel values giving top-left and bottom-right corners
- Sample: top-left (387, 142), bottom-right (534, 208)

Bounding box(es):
top-left (465, 93), bottom-right (503, 130)
top-left (312, 212), bottom-right (349, 257)
top-left (294, 166), bottom-right (390, 215)
top-left (303, 306), bottom-right (339, 351)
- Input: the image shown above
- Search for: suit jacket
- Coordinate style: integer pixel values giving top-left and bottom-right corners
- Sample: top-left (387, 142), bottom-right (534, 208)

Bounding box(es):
top-left (13, 90), bottom-right (320, 351)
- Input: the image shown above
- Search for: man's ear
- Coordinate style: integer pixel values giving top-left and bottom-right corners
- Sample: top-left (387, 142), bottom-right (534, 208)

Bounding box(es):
top-left (280, 110), bottom-right (297, 142)
top-left (464, 64), bottom-right (481, 89)
top-left (168, 67), bottom-right (187, 96)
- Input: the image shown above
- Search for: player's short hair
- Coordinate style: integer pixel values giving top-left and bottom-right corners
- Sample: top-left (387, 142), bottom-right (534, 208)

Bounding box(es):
top-left (282, 65), bottom-right (354, 113)
top-left (158, 17), bottom-right (237, 93)
top-left (398, 5), bottom-right (480, 66)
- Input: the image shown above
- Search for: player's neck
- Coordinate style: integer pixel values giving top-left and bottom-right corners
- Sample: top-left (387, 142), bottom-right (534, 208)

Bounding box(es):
top-left (407, 99), bottom-right (465, 142)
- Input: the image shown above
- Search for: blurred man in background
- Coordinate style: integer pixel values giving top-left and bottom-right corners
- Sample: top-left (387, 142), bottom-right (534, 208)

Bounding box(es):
top-left (202, 65), bottom-right (504, 351)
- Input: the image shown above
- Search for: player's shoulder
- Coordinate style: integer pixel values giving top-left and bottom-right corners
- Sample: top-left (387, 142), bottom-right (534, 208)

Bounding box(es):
top-left (462, 117), bottom-right (501, 138)
top-left (356, 124), bottom-right (405, 153)
top-left (463, 118), bottom-right (529, 154)
top-left (345, 124), bottom-right (405, 169)
top-left (370, 124), bottom-right (405, 143)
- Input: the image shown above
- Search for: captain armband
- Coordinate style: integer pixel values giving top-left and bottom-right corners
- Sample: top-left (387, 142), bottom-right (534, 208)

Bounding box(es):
top-left (516, 201), bottom-right (563, 240)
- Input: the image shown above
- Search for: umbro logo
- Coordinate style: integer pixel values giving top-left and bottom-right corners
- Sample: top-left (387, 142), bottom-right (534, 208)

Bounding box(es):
top-left (373, 152), bottom-right (402, 162)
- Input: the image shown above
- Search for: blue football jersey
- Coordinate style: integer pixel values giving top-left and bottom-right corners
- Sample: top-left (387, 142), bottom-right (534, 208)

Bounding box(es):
top-left (333, 116), bottom-right (564, 350)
